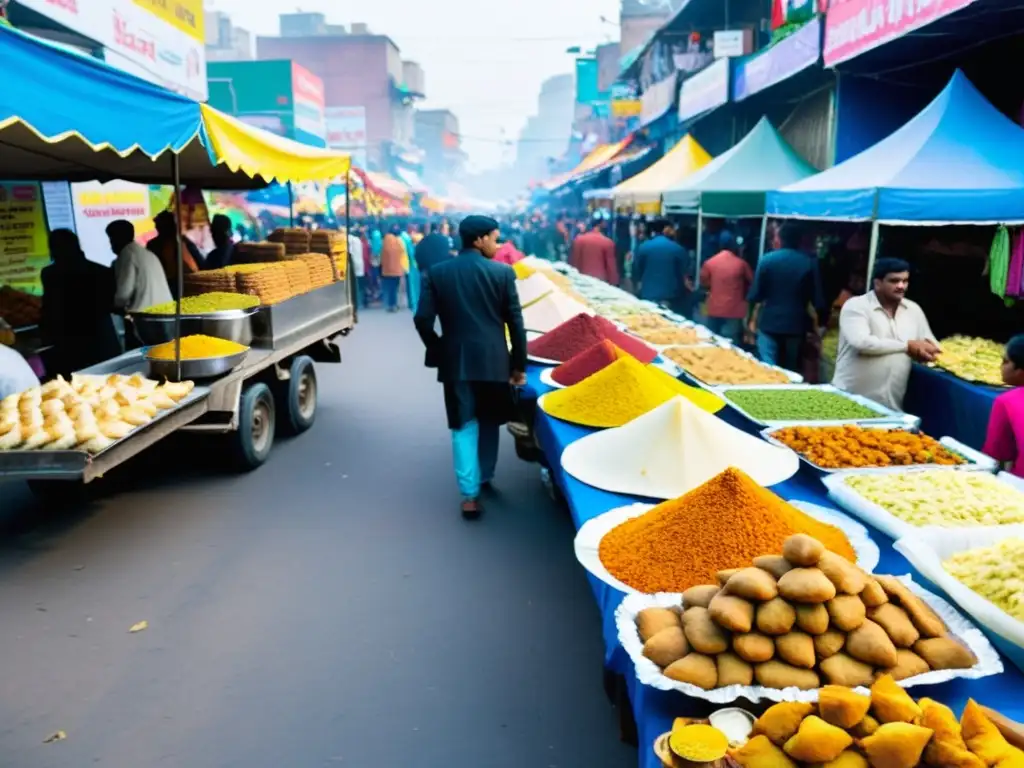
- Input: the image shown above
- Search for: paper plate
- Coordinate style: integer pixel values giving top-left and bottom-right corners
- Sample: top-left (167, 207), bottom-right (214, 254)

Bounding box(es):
top-left (539, 367), bottom-right (567, 389)
top-left (574, 499), bottom-right (880, 597)
top-left (616, 577), bottom-right (1003, 704)
top-left (561, 397), bottom-right (799, 499)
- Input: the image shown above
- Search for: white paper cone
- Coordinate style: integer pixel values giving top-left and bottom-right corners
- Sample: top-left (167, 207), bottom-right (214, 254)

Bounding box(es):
top-left (522, 292), bottom-right (594, 333)
top-left (516, 273), bottom-right (558, 308)
top-left (561, 396), bottom-right (800, 499)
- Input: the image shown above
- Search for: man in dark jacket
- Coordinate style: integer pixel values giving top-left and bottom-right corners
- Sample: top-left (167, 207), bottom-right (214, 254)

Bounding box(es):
top-left (413, 223), bottom-right (454, 276)
top-left (414, 215), bottom-right (527, 519)
top-left (631, 219), bottom-right (693, 314)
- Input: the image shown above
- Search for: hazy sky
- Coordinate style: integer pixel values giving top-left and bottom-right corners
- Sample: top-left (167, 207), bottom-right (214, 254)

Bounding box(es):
top-left (209, 0), bottom-right (621, 170)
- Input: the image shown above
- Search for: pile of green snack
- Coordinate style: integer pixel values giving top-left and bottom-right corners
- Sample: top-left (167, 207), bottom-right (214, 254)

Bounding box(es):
top-left (724, 389), bottom-right (881, 422)
top-left (140, 293), bottom-right (261, 315)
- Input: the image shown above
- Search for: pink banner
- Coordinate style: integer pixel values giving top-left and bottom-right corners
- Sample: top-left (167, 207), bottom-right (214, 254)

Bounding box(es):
top-left (824, 0), bottom-right (978, 66)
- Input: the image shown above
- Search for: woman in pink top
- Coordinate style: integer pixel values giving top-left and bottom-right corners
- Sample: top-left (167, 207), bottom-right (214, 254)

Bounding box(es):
top-left (493, 240), bottom-right (525, 266)
top-left (983, 335), bottom-right (1024, 477)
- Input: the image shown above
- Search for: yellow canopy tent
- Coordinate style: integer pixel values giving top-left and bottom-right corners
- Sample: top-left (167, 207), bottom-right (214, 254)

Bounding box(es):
top-left (543, 138), bottom-right (632, 191)
top-left (612, 135), bottom-right (711, 214)
top-left (199, 104), bottom-right (351, 185)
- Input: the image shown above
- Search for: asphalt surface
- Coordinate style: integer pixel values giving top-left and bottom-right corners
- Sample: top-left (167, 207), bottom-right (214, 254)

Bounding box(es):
top-left (0, 308), bottom-right (635, 768)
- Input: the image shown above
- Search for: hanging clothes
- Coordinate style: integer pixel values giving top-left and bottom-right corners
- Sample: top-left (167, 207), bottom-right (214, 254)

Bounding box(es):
top-left (1010, 228), bottom-right (1024, 300)
top-left (989, 225), bottom-right (1010, 300)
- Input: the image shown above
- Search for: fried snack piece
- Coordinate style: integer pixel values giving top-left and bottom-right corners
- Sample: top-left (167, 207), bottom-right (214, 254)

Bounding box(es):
top-left (784, 716), bottom-right (854, 763)
top-left (847, 620), bottom-right (899, 668)
top-left (920, 698), bottom-right (985, 768)
top-left (914, 637), bottom-right (977, 671)
top-left (860, 722), bottom-right (934, 768)
top-left (828, 595), bottom-right (867, 632)
top-left (642, 626), bottom-right (689, 668)
top-left (779, 568), bottom-right (837, 603)
top-left (734, 735), bottom-right (798, 768)
top-left (754, 555), bottom-right (794, 580)
top-left (869, 604), bottom-right (920, 648)
top-left (636, 607), bottom-right (681, 642)
top-left (776, 631), bottom-right (816, 669)
top-left (682, 607), bottom-right (730, 654)
top-left (814, 629), bottom-right (847, 660)
top-left (755, 661), bottom-right (820, 690)
top-left (819, 685), bottom-right (872, 729)
top-left (727, 567), bottom-right (779, 601)
top-left (709, 593), bottom-right (755, 633)
top-left (663, 652), bottom-right (718, 690)
top-left (717, 652), bottom-right (754, 687)
top-left (670, 723), bottom-right (729, 762)
top-left (820, 652), bottom-right (875, 687)
top-left (818, 550), bottom-right (868, 595)
top-left (815, 751), bottom-right (869, 768)
top-left (795, 603), bottom-right (831, 635)
top-left (962, 699), bottom-right (1015, 765)
top-left (860, 579), bottom-right (889, 608)
top-left (757, 597), bottom-right (797, 636)
top-left (882, 649), bottom-right (931, 682)
top-left (753, 702), bottom-right (816, 746)
top-left (718, 568), bottom-right (742, 586)
top-left (734, 632), bottom-right (775, 663)
top-left (870, 674), bottom-right (922, 724)
top-left (783, 534), bottom-right (825, 567)
top-left (875, 575), bottom-right (946, 638)
top-left (851, 715), bottom-right (881, 738)
top-left (683, 584), bottom-right (720, 609)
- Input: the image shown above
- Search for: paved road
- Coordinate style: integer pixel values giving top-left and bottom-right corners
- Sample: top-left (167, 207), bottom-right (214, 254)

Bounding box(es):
top-left (0, 309), bottom-right (635, 768)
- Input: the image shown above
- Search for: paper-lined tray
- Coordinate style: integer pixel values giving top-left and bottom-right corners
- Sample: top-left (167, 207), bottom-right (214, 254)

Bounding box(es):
top-left (616, 576), bottom-right (1003, 704)
top-left (574, 500), bottom-right (880, 596)
top-left (720, 383), bottom-right (914, 429)
top-left (662, 342), bottom-right (804, 390)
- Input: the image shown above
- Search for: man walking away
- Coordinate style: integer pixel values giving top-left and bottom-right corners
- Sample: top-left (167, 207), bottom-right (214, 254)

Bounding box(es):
top-left (632, 219), bottom-right (692, 315)
top-left (414, 215), bottom-right (527, 520)
top-left (414, 223), bottom-right (454, 276)
top-left (205, 214), bottom-right (235, 270)
top-left (380, 227), bottom-right (405, 312)
top-left (700, 230), bottom-right (753, 344)
top-left (571, 217), bottom-right (619, 285)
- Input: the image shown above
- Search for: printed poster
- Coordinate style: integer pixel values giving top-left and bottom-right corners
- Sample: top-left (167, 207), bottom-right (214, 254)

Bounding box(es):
top-left (0, 182), bottom-right (49, 295)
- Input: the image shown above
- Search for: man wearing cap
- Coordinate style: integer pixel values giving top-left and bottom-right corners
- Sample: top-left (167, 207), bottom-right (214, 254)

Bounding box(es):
top-left (414, 215), bottom-right (528, 520)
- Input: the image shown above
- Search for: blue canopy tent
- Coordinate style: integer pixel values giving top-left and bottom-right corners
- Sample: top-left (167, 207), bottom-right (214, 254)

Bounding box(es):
top-left (767, 71), bottom-right (1024, 275)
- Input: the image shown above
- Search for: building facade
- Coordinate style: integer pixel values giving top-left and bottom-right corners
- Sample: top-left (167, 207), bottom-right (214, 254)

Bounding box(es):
top-left (414, 109), bottom-right (465, 191)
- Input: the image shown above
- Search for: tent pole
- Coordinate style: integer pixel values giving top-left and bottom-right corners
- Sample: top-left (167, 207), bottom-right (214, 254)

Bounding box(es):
top-left (288, 182), bottom-right (295, 227)
top-left (758, 213), bottom-right (769, 260)
top-left (866, 219), bottom-right (881, 285)
top-left (171, 153), bottom-right (184, 383)
top-left (345, 168), bottom-right (351, 236)
top-left (695, 207), bottom-right (704, 282)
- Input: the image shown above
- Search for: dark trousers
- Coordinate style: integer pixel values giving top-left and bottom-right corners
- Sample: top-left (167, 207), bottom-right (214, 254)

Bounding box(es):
top-left (757, 331), bottom-right (803, 373)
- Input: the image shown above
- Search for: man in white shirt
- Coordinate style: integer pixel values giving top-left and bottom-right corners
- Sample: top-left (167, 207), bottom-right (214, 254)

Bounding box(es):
top-left (0, 341), bottom-right (39, 400)
top-left (107, 220), bottom-right (172, 313)
top-left (348, 228), bottom-right (366, 308)
top-left (832, 258), bottom-right (940, 411)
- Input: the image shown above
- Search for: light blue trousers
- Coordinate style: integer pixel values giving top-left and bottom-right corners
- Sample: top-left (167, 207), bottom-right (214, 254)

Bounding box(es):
top-left (407, 266), bottom-right (421, 313)
top-left (450, 419), bottom-right (500, 500)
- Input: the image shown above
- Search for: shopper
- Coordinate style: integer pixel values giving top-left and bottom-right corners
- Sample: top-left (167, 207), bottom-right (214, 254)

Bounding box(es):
top-left (205, 214), bottom-right (236, 270)
top-left (106, 219), bottom-right (173, 315)
top-left (570, 217), bottom-right (619, 285)
top-left (415, 223), bottom-right (454, 276)
top-left (401, 224), bottom-right (420, 313)
top-left (832, 257), bottom-right (940, 411)
top-left (700, 230), bottom-right (753, 344)
top-left (494, 239), bottom-right (525, 266)
top-left (0, 335), bottom-right (39, 400)
top-left (632, 219), bottom-right (692, 315)
top-left (380, 226), bottom-right (405, 313)
top-left (747, 222), bottom-right (825, 372)
top-left (147, 211), bottom-right (204, 298)
top-left (983, 335), bottom-right (1024, 478)
top-left (348, 227), bottom-right (366, 308)
top-left (413, 215), bottom-right (527, 520)
top-left (41, 229), bottom-right (121, 378)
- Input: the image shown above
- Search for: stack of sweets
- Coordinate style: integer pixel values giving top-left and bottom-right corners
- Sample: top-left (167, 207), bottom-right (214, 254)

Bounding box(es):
top-left (233, 241), bottom-right (288, 264)
top-left (281, 260), bottom-right (313, 296)
top-left (229, 264), bottom-right (293, 305)
top-left (297, 254), bottom-right (335, 288)
top-left (309, 230), bottom-right (347, 279)
top-left (183, 269), bottom-right (236, 297)
top-left (268, 228), bottom-right (311, 255)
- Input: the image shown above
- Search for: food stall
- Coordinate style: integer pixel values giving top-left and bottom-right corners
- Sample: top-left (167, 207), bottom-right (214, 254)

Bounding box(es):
top-left (0, 24), bottom-right (355, 492)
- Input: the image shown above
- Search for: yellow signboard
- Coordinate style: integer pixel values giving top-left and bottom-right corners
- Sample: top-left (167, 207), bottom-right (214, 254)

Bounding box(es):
top-left (0, 183), bottom-right (49, 295)
top-left (612, 99), bottom-right (643, 118)
top-left (133, 0), bottom-right (204, 42)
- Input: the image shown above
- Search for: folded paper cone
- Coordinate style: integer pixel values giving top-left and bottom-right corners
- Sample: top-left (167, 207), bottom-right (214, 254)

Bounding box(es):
top-left (522, 291), bottom-right (594, 333)
top-left (516, 273), bottom-right (558, 308)
top-left (561, 396), bottom-right (799, 498)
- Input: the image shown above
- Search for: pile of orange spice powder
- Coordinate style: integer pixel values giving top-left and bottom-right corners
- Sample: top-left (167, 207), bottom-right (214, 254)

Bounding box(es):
top-left (598, 467), bottom-right (856, 593)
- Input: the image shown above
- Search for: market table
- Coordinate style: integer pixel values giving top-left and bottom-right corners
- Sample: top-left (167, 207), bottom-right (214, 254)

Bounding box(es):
top-left (523, 363), bottom-right (1024, 768)
top-left (902, 363), bottom-right (1003, 451)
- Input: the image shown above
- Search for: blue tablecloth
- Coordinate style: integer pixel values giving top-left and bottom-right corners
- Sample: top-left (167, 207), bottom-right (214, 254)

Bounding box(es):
top-left (903, 363), bottom-right (1004, 451)
top-left (523, 364), bottom-right (1024, 768)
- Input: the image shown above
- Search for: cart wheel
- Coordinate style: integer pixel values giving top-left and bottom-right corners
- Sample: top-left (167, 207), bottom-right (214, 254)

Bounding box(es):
top-left (232, 382), bottom-right (275, 471)
top-left (280, 355), bottom-right (317, 435)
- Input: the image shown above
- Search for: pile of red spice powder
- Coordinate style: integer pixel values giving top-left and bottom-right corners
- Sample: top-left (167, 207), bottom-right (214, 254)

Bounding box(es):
top-left (551, 339), bottom-right (624, 386)
top-left (528, 314), bottom-right (657, 363)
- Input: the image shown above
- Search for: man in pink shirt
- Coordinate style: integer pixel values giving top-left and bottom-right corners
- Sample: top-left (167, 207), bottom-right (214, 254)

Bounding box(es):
top-left (699, 231), bottom-right (753, 344)
top-left (983, 335), bottom-right (1024, 477)
top-left (570, 218), bottom-right (619, 285)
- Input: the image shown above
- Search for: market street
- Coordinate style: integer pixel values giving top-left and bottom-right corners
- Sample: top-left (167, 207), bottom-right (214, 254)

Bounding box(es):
top-left (0, 309), bottom-right (634, 768)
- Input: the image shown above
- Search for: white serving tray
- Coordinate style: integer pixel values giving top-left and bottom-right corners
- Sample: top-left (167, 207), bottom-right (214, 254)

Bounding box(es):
top-left (720, 383), bottom-right (916, 429)
top-left (661, 342), bottom-right (804, 390)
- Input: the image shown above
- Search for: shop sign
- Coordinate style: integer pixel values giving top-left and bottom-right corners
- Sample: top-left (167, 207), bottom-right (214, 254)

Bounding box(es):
top-left (70, 180), bottom-right (151, 268)
top-left (640, 73), bottom-right (677, 127)
top-left (131, 0), bottom-right (203, 42)
top-left (291, 63), bottom-right (326, 143)
top-left (733, 16), bottom-right (821, 101)
top-left (238, 115), bottom-right (287, 136)
top-left (678, 58), bottom-right (730, 123)
top-left (325, 106), bottom-right (368, 170)
top-left (0, 182), bottom-right (49, 294)
top-left (824, 0), bottom-right (978, 66)
top-left (713, 30), bottom-right (747, 58)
